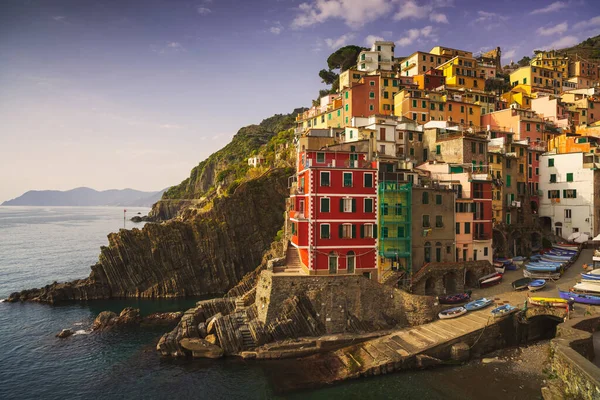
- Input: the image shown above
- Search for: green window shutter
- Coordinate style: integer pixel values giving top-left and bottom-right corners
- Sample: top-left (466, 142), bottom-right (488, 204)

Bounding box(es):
top-left (352, 199), bottom-right (356, 212)
top-left (360, 225), bottom-right (364, 238)
top-left (548, 191), bottom-right (551, 199)
top-left (352, 225), bottom-right (356, 238)
top-left (436, 145), bottom-right (441, 154)
top-left (345, 92), bottom-right (348, 99)
top-left (563, 189), bottom-right (566, 198)
top-left (567, 173), bottom-right (573, 182)
top-left (373, 224), bottom-right (377, 238)
top-left (339, 199), bottom-right (344, 212)
top-left (574, 190), bottom-right (577, 197)
top-left (339, 225), bottom-right (343, 238)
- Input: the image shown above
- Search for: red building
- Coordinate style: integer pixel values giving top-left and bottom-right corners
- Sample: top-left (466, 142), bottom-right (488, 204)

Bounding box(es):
top-left (289, 149), bottom-right (378, 278)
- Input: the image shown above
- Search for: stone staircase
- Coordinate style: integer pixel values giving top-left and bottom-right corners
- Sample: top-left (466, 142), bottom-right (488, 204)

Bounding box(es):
top-left (380, 269), bottom-right (405, 287)
top-left (273, 242), bottom-right (304, 274)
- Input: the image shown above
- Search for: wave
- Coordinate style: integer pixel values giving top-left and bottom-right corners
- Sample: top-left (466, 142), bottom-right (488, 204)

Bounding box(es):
top-left (73, 322), bottom-right (84, 326)
top-left (73, 330), bottom-right (91, 336)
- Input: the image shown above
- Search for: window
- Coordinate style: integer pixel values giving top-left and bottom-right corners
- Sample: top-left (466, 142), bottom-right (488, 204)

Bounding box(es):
top-left (383, 91), bottom-right (389, 99)
top-left (360, 63), bottom-right (365, 69)
top-left (343, 172), bottom-right (352, 187)
top-left (364, 173), bottom-right (373, 188)
top-left (435, 215), bottom-right (443, 228)
top-left (382, 203), bottom-right (389, 215)
top-left (345, 92), bottom-right (348, 99)
top-left (550, 174), bottom-right (557, 183)
top-left (435, 194), bottom-right (442, 205)
top-left (439, 103), bottom-right (444, 111)
top-left (479, 143), bottom-right (484, 153)
top-left (316, 152), bottom-right (325, 163)
top-left (567, 173), bottom-right (573, 182)
top-left (471, 142), bottom-right (476, 153)
top-left (448, 104), bottom-right (453, 111)
top-left (369, 92), bottom-right (375, 99)
top-left (412, 99), bottom-right (417, 108)
top-left (422, 100), bottom-right (426, 108)
top-left (565, 209), bottom-right (572, 219)
top-left (423, 215), bottom-right (430, 227)
top-left (345, 104), bottom-right (349, 111)
top-left (436, 144), bottom-right (441, 154)
top-left (340, 223), bottom-right (355, 239)
top-left (369, 81), bottom-right (375, 86)
top-left (506, 159), bottom-right (511, 168)
top-left (341, 198), bottom-right (356, 213)
top-left (506, 214), bottom-right (511, 225)
top-left (506, 175), bottom-right (511, 187)
top-left (563, 189), bottom-right (577, 198)
top-left (392, 79), bottom-right (398, 87)
top-left (422, 191), bottom-right (429, 204)
top-left (484, 247), bottom-right (488, 256)
top-left (424, 242), bottom-right (431, 263)
top-left (394, 203), bottom-right (403, 215)
top-left (412, 113), bottom-right (417, 120)
top-left (548, 158), bottom-right (554, 167)
top-left (364, 198), bottom-right (373, 213)
top-left (384, 79), bottom-right (389, 86)
top-left (397, 226), bottom-right (405, 238)
top-left (519, 164), bottom-right (524, 174)
top-left (320, 224), bottom-right (330, 239)
top-left (464, 222), bottom-right (471, 234)
top-left (548, 190), bottom-right (560, 199)
top-left (382, 226), bottom-right (388, 238)
top-left (369, 105), bottom-right (374, 111)
top-left (461, 105), bottom-right (465, 113)
top-left (362, 224), bottom-right (374, 238)
top-left (320, 171), bottom-right (330, 186)
top-left (435, 242), bottom-right (442, 262)
top-left (456, 222), bottom-right (460, 234)
top-left (320, 198), bottom-right (330, 212)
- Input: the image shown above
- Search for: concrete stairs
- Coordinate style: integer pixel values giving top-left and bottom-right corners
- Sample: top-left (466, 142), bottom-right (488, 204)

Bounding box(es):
top-left (273, 242), bottom-right (304, 274)
top-left (235, 310), bottom-right (256, 350)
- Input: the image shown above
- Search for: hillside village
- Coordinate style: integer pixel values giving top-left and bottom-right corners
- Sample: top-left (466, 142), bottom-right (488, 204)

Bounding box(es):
top-left (264, 41), bottom-right (600, 291)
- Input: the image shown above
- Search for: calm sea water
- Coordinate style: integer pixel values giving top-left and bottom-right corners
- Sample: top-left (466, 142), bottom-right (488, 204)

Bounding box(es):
top-left (0, 207), bottom-right (542, 399)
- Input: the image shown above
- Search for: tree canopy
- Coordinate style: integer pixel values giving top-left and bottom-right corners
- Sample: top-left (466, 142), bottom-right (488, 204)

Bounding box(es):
top-left (326, 45), bottom-right (366, 72)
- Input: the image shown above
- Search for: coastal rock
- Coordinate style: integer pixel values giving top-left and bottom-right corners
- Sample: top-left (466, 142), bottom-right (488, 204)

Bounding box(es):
top-left (92, 311), bottom-right (118, 330)
top-left (206, 313), bottom-right (222, 335)
top-left (56, 329), bottom-right (73, 339)
top-left (197, 322), bottom-right (207, 338)
top-left (179, 338), bottom-right (224, 359)
top-left (6, 168), bottom-right (291, 304)
top-left (205, 334), bottom-right (219, 346)
top-left (141, 311), bottom-right (183, 327)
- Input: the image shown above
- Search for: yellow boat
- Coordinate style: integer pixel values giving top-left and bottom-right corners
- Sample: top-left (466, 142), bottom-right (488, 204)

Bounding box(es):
top-left (528, 297), bottom-right (569, 307)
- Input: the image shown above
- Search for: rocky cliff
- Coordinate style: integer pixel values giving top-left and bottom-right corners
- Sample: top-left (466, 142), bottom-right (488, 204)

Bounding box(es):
top-left (7, 168), bottom-right (292, 303)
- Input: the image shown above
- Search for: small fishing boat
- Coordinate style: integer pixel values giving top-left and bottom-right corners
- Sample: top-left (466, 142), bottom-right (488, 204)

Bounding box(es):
top-left (494, 264), bottom-right (506, 274)
top-left (438, 291), bottom-right (471, 304)
top-left (559, 290), bottom-right (600, 305)
top-left (573, 282), bottom-right (600, 294)
top-left (548, 248), bottom-right (577, 255)
top-left (479, 273), bottom-right (502, 288)
top-left (541, 255), bottom-right (572, 262)
top-left (491, 304), bottom-right (518, 318)
top-left (523, 270), bottom-right (561, 280)
top-left (528, 296), bottom-right (569, 308)
top-left (439, 306), bottom-right (467, 319)
top-left (586, 269), bottom-right (600, 276)
top-left (553, 243), bottom-right (579, 251)
top-left (505, 263), bottom-right (519, 271)
top-left (525, 264), bottom-right (561, 273)
top-left (464, 298), bottom-right (493, 311)
top-left (581, 273), bottom-right (600, 282)
top-left (528, 279), bottom-right (546, 291)
top-left (512, 277), bottom-right (533, 291)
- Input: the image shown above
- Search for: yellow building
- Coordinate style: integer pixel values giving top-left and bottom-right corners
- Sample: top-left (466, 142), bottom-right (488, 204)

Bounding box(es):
top-left (394, 88), bottom-right (446, 123)
top-left (531, 50), bottom-right (569, 75)
top-left (436, 56), bottom-right (485, 90)
top-left (501, 85), bottom-right (535, 109)
top-left (430, 46), bottom-right (473, 58)
top-left (569, 59), bottom-right (599, 80)
top-left (339, 68), bottom-right (366, 90)
top-left (509, 66), bottom-right (563, 94)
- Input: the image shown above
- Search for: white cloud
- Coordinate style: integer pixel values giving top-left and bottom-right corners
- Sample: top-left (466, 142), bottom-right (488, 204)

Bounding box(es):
top-left (536, 22), bottom-right (568, 36)
top-left (291, 0), bottom-right (394, 29)
top-left (364, 34), bottom-right (385, 46)
top-left (324, 33), bottom-right (356, 49)
top-left (52, 16), bottom-right (66, 21)
top-left (573, 15), bottom-right (600, 30)
top-left (396, 25), bottom-right (435, 47)
top-left (430, 13), bottom-right (448, 23)
top-left (530, 1), bottom-right (567, 14)
top-left (503, 49), bottom-right (517, 60)
top-left (269, 21), bottom-right (284, 35)
top-left (475, 10), bottom-right (507, 23)
top-left (543, 35), bottom-right (579, 50)
top-left (196, 7), bottom-right (211, 15)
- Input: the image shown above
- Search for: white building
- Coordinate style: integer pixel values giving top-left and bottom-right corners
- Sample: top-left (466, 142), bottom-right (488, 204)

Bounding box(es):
top-left (357, 41), bottom-right (395, 73)
top-left (539, 152), bottom-right (599, 239)
top-left (248, 155), bottom-right (265, 168)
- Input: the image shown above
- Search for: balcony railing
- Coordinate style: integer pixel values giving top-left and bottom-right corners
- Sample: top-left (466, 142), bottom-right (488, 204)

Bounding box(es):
top-left (474, 233), bottom-right (491, 240)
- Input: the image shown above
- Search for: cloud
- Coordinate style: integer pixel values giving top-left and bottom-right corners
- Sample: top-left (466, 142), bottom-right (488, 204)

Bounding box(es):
top-left (393, 1), bottom-right (450, 23)
top-left (475, 10), bottom-right (507, 23)
top-left (325, 33), bottom-right (356, 49)
top-left (503, 48), bottom-right (517, 59)
top-left (196, 7), bottom-right (211, 15)
top-left (543, 35), bottom-right (579, 50)
top-left (530, 1), bottom-right (567, 14)
top-left (291, 0), bottom-right (394, 29)
top-left (269, 21), bottom-right (284, 35)
top-left (151, 42), bottom-right (187, 54)
top-left (573, 15), bottom-right (600, 30)
top-left (52, 16), bottom-right (66, 22)
top-left (536, 22), bottom-right (568, 36)
top-left (381, 30), bottom-right (393, 38)
top-left (159, 124), bottom-right (185, 130)
top-left (430, 13), bottom-right (448, 23)
top-left (364, 34), bottom-right (384, 46)
top-left (396, 25), bottom-right (435, 47)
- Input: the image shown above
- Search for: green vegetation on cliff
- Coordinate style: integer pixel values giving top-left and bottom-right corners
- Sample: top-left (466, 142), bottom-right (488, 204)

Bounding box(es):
top-left (163, 110), bottom-right (304, 201)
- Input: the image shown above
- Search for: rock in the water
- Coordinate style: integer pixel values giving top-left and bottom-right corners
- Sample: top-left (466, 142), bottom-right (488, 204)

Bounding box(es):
top-left (92, 311), bottom-right (118, 330)
top-left (206, 313), bottom-right (222, 335)
top-left (179, 338), bottom-right (224, 359)
top-left (142, 312), bottom-right (183, 327)
top-left (118, 307), bottom-right (142, 324)
top-left (198, 322), bottom-right (207, 338)
top-left (56, 329), bottom-right (73, 338)
top-left (205, 334), bottom-right (219, 346)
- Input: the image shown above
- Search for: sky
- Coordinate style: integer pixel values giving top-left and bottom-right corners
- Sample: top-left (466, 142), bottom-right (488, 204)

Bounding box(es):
top-left (1, 0), bottom-right (599, 202)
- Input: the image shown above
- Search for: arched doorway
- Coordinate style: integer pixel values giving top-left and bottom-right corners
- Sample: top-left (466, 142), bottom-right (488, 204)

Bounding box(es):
top-left (346, 251), bottom-right (355, 274)
top-left (540, 216), bottom-right (552, 233)
top-left (443, 272), bottom-right (458, 294)
top-left (425, 277), bottom-right (436, 295)
top-left (555, 222), bottom-right (563, 239)
top-left (328, 252), bottom-right (338, 274)
top-left (465, 270), bottom-right (478, 288)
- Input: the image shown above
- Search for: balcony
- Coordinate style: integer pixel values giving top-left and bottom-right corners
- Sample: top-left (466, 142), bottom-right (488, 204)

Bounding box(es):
top-left (473, 233), bottom-right (491, 241)
top-left (506, 200), bottom-right (522, 208)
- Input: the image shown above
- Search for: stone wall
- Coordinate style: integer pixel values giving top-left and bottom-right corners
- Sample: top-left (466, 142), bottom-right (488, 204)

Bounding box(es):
top-left (256, 271), bottom-right (439, 334)
top-left (410, 260), bottom-right (495, 296)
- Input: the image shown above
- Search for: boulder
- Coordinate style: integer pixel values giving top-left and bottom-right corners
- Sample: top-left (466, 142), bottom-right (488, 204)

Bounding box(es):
top-left (205, 334), bottom-right (219, 346)
top-left (142, 311), bottom-right (183, 327)
top-left (179, 338), bottom-right (224, 359)
top-left (118, 307), bottom-right (142, 325)
top-left (198, 322), bottom-right (207, 338)
top-left (206, 313), bottom-right (222, 335)
top-left (92, 311), bottom-right (118, 330)
top-left (56, 329), bottom-right (73, 338)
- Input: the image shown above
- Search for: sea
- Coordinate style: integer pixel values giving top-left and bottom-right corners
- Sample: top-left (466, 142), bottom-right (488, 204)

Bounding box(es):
top-left (0, 206), bottom-right (543, 399)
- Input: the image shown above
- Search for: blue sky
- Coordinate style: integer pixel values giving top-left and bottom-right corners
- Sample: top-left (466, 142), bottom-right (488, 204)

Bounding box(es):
top-left (1, 0), bottom-right (599, 201)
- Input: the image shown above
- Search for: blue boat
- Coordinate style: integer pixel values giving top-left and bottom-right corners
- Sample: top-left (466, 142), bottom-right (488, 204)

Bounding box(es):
top-left (464, 298), bottom-right (493, 311)
top-left (581, 273), bottom-right (600, 281)
top-left (526, 264), bottom-right (561, 272)
top-left (528, 279), bottom-right (546, 291)
top-left (559, 290), bottom-right (600, 305)
top-left (491, 304), bottom-right (518, 318)
top-left (541, 254), bottom-right (572, 261)
top-left (549, 248), bottom-right (577, 255)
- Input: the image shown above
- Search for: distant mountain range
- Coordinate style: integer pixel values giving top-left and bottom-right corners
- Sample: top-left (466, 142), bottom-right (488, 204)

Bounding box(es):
top-left (1, 187), bottom-right (167, 207)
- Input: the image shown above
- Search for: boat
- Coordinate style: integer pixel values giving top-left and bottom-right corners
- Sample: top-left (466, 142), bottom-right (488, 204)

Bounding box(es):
top-left (480, 273), bottom-right (502, 288)
top-left (491, 304), bottom-right (518, 318)
top-left (581, 273), bottom-right (600, 282)
top-left (553, 243), bottom-right (579, 251)
top-left (512, 256), bottom-right (526, 267)
top-left (523, 270), bottom-right (561, 280)
top-left (528, 279), bottom-right (547, 291)
top-left (505, 263), bottom-right (519, 271)
top-left (512, 277), bottom-right (533, 291)
top-left (559, 290), bottom-right (600, 305)
top-left (439, 306), bottom-right (467, 319)
top-left (548, 248), bottom-right (577, 255)
top-left (586, 269), bottom-right (600, 276)
top-left (464, 298), bottom-right (493, 311)
top-left (494, 264), bottom-right (506, 274)
top-left (525, 264), bottom-right (561, 273)
top-left (528, 296), bottom-right (569, 307)
top-left (573, 282), bottom-right (600, 294)
top-left (438, 291), bottom-right (471, 304)
top-left (541, 255), bottom-right (572, 262)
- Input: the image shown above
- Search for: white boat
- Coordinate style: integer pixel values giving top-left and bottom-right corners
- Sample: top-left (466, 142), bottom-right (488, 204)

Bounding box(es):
top-left (439, 306), bottom-right (467, 319)
top-left (523, 270), bottom-right (561, 280)
top-left (494, 265), bottom-right (506, 274)
top-left (587, 269), bottom-right (600, 276)
top-left (573, 282), bottom-right (600, 294)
